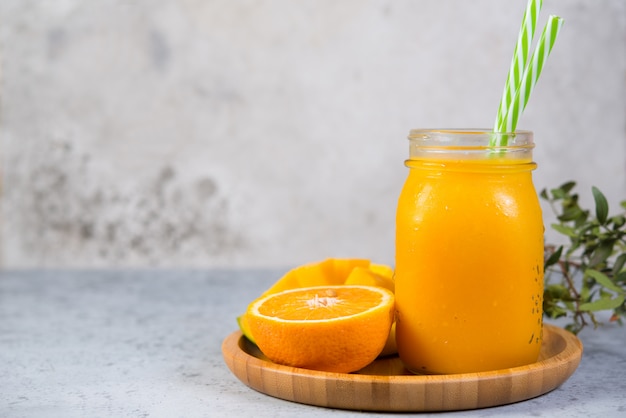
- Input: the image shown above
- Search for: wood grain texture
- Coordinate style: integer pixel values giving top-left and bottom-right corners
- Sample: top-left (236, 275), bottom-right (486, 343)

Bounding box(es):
top-left (222, 324), bottom-right (582, 412)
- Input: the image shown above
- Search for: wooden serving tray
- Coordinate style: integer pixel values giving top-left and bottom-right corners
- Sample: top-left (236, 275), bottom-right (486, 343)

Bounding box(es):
top-left (222, 324), bottom-right (582, 412)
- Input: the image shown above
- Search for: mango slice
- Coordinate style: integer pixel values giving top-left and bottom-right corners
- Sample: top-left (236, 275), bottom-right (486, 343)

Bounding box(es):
top-left (261, 258), bottom-right (371, 296)
top-left (344, 266), bottom-right (395, 293)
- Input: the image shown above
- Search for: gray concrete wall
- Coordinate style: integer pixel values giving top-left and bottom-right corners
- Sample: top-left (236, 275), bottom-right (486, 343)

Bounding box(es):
top-left (1, 0), bottom-right (624, 268)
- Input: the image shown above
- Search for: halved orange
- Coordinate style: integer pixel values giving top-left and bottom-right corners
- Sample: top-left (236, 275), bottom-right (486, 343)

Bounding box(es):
top-left (341, 265), bottom-right (397, 356)
top-left (246, 285), bottom-right (394, 373)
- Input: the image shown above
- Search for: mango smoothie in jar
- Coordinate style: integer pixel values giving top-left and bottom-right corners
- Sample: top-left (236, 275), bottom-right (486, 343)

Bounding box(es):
top-left (394, 129), bottom-right (544, 374)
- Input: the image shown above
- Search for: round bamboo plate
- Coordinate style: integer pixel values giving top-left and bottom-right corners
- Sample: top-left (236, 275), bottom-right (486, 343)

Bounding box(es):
top-left (222, 324), bottom-right (582, 412)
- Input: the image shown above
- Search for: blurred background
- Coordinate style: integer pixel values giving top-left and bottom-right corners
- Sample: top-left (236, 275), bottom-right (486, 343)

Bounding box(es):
top-left (0, 0), bottom-right (624, 269)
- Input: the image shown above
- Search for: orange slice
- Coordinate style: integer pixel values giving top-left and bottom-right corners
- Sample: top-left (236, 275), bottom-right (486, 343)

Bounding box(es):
top-left (246, 285), bottom-right (395, 373)
top-left (236, 314), bottom-right (255, 345)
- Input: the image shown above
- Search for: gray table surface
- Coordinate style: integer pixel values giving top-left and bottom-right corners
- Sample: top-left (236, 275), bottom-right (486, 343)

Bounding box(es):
top-left (1, 269), bottom-right (625, 418)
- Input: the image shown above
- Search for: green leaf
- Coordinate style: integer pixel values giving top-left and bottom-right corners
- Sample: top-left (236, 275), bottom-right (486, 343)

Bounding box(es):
top-left (592, 186), bottom-right (609, 225)
top-left (545, 306), bottom-right (568, 319)
top-left (613, 253), bottom-right (626, 276)
top-left (560, 181), bottom-right (577, 193)
top-left (612, 215), bottom-right (625, 229)
top-left (551, 188), bottom-right (567, 199)
top-left (539, 188), bottom-right (549, 200)
top-left (544, 284), bottom-right (570, 300)
top-left (579, 294), bottom-right (625, 312)
top-left (551, 224), bottom-right (578, 238)
top-left (585, 269), bottom-right (624, 294)
top-left (544, 246), bottom-right (563, 269)
top-left (574, 210), bottom-right (591, 227)
top-left (558, 206), bottom-right (586, 222)
top-left (588, 240), bottom-right (615, 268)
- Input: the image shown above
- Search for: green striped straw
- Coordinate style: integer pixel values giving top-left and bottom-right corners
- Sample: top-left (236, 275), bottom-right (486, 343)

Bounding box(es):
top-left (497, 15), bottom-right (564, 137)
top-left (493, 0), bottom-right (543, 134)
top-left (491, 1), bottom-right (564, 147)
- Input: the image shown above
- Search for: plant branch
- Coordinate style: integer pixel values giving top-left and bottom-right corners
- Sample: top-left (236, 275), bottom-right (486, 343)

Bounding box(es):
top-left (542, 182), bottom-right (626, 334)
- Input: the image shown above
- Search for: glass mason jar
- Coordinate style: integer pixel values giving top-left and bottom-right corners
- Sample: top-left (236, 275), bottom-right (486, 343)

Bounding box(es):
top-left (395, 129), bottom-right (544, 374)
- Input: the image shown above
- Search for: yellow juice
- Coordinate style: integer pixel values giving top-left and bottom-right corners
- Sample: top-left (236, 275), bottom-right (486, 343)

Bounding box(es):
top-left (395, 130), bottom-right (544, 374)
